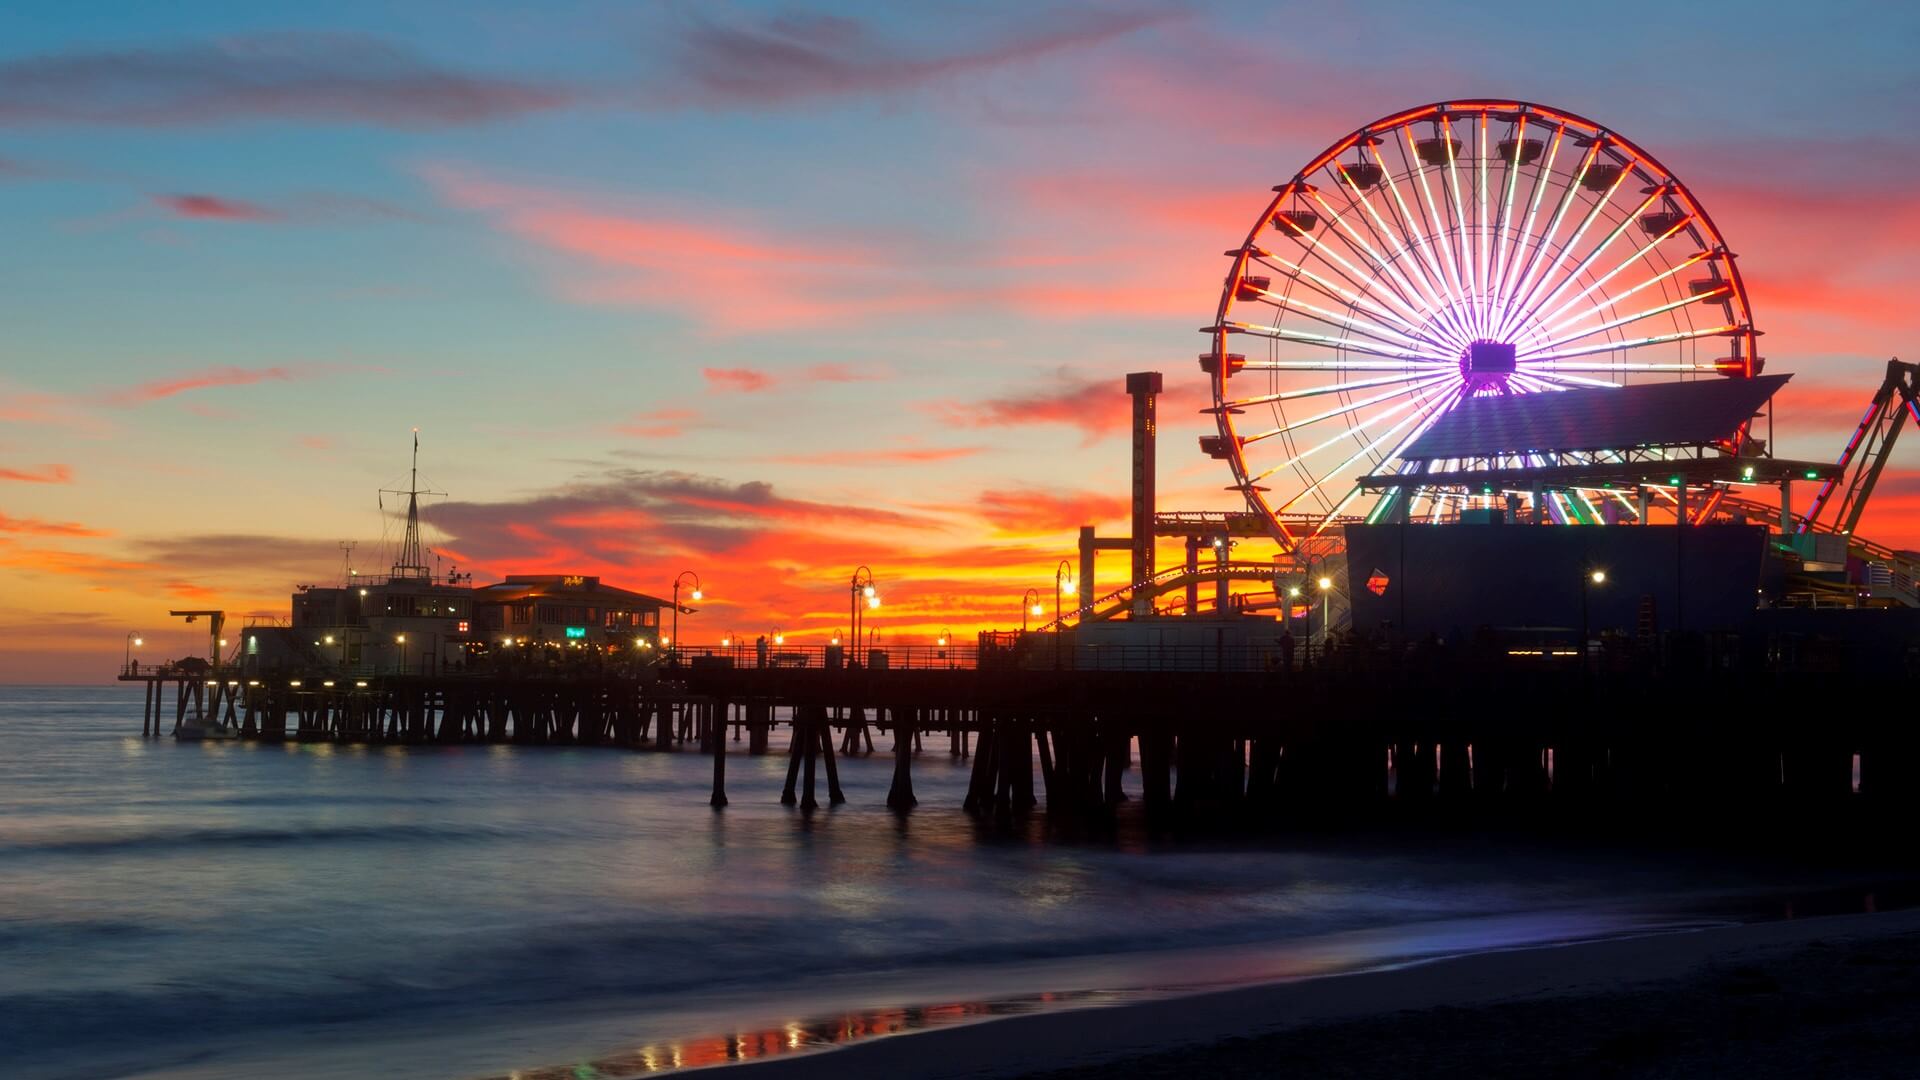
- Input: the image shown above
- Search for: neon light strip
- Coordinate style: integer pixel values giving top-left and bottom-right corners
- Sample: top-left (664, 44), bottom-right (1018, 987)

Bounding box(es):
top-left (1537, 249), bottom-right (1709, 336)
top-left (1220, 320), bottom-right (1438, 360)
top-left (1308, 190), bottom-right (1460, 350)
top-left (1242, 283), bottom-right (1436, 352)
top-left (1440, 118), bottom-right (1476, 330)
top-left (1329, 163), bottom-right (1459, 337)
top-left (1497, 158), bottom-right (1638, 344)
top-left (1522, 323), bottom-right (1736, 363)
top-left (1476, 113), bottom-right (1490, 337)
top-left (1536, 227), bottom-right (1698, 329)
top-left (1219, 370), bottom-right (1456, 410)
top-left (1406, 125), bottom-right (1470, 324)
top-left (1271, 213), bottom-right (1435, 335)
top-left (1487, 114), bottom-right (1526, 321)
top-left (1494, 137), bottom-right (1601, 342)
top-left (1487, 124), bottom-right (1566, 337)
top-left (1505, 187), bottom-right (1663, 346)
top-left (1276, 400), bottom-right (1446, 515)
top-left (1252, 248), bottom-right (1442, 347)
top-left (1244, 385), bottom-right (1455, 484)
top-left (1239, 373), bottom-right (1456, 446)
top-left (1519, 287), bottom-right (1730, 356)
top-left (1240, 360), bottom-right (1450, 372)
top-left (1369, 141), bottom-right (1474, 346)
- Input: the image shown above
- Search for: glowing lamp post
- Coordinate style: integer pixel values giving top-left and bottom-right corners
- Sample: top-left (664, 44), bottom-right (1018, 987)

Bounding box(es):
top-left (124, 632), bottom-right (144, 675)
top-left (1022, 588), bottom-right (1043, 633)
top-left (1581, 567), bottom-right (1607, 665)
top-left (850, 566), bottom-right (879, 665)
top-left (671, 571), bottom-right (703, 659)
top-left (396, 633), bottom-right (407, 675)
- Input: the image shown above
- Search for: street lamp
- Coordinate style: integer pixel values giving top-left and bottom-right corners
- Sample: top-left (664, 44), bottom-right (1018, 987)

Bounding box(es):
top-left (1022, 588), bottom-right (1043, 632)
top-left (1581, 566), bottom-right (1607, 664)
top-left (671, 571), bottom-right (702, 658)
top-left (1053, 559), bottom-right (1077, 626)
top-left (396, 633), bottom-right (407, 674)
top-left (770, 628), bottom-right (784, 646)
top-left (1316, 575), bottom-right (1334, 659)
top-left (850, 566), bottom-right (879, 665)
top-left (124, 632), bottom-right (143, 674)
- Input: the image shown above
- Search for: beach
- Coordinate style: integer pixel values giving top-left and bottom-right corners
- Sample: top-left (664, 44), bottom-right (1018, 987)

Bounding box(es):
top-left (699, 909), bottom-right (1920, 1079)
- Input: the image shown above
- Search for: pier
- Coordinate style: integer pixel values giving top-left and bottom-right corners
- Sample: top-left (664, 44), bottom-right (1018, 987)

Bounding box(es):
top-left (120, 630), bottom-right (1920, 831)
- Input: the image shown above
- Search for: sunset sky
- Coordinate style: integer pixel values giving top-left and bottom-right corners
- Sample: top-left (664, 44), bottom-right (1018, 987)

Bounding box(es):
top-left (3, 1), bottom-right (1917, 681)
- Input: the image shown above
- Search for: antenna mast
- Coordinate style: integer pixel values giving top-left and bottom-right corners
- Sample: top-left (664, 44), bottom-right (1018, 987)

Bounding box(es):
top-left (380, 428), bottom-right (445, 582)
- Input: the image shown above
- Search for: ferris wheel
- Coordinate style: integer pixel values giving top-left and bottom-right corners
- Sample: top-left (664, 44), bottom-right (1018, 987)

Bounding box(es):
top-left (1202, 100), bottom-right (1760, 551)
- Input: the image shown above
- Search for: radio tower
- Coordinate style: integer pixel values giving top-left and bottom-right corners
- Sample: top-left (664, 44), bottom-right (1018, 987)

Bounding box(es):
top-left (381, 429), bottom-right (444, 582)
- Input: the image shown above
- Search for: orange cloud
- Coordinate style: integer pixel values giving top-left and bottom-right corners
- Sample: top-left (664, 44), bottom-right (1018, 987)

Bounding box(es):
top-left (0, 463), bottom-right (72, 484)
top-left (0, 512), bottom-right (106, 537)
top-left (772, 444), bottom-right (984, 466)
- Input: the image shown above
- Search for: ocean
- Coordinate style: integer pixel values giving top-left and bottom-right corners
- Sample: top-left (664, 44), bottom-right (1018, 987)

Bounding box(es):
top-left (0, 685), bottom-right (1899, 1079)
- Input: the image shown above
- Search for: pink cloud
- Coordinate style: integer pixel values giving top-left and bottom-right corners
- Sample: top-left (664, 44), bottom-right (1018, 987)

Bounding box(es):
top-left (614, 407), bottom-right (700, 438)
top-left (0, 512), bottom-right (108, 537)
top-left (151, 192), bottom-right (280, 222)
top-left (105, 365), bottom-right (301, 405)
top-left (703, 367), bottom-right (775, 393)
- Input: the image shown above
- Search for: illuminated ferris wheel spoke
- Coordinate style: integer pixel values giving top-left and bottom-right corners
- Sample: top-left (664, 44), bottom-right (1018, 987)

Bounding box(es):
top-left (1439, 119), bottom-right (1477, 324)
top-left (1239, 358), bottom-right (1448, 371)
top-left (1520, 285), bottom-right (1731, 356)
top-left (1506, 185), bottom-right (1665, 347)
top-left (1274, 402), bottom-right (1440, 515)
top-left (1328, 164), bottom-right (1469, 345)
top-left (1536, 237), bottom-right (1704, 333)
top-left (1367, 142), bottom-right (1474, 341)
top-left (1491, 124), bottom-right (1566, 329)
top-left (1307, 190), bottom-right (1460, 346)
top-left (1219, 321), bottom-right (1439, 362)
top-left (1486, 114), bottom-right (1525, 319)
top-left (1493, 138), bottom-right (1602, 341)
top-left (1272, 212), bottom-right (1439, 335)
top-left (1497, 159), bottom-right (1637, 344)
top-left (1216, 370), bottom-right (1461, 411)
top-left (1243, 387), bottom-right (1454, 485)
top-left (1237, 373), bottom-right (1457, 446)
top-left (1250, 248), bottom-right (1451, 349)
top-left (1476, 113), bottom-right (1493, 336)
top-left (1522, 323), bottom-right (1737, 364)
top-left (1238, 281), bottom-right (1438, 353)
top-left (1404, 126), bottom-right (1470, 317)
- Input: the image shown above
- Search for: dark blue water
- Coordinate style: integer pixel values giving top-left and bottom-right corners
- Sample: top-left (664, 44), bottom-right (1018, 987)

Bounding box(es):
top-left (0, 686), bottom-right (1895, 1079)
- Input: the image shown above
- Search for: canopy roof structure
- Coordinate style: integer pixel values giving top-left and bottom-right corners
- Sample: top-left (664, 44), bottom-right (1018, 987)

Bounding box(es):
top-left (1401, 375), bottom-right (1791, 461)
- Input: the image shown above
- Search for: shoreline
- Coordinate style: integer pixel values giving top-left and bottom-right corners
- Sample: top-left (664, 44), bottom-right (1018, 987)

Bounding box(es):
top-left (683, 907), bottom-right (1920, 1079)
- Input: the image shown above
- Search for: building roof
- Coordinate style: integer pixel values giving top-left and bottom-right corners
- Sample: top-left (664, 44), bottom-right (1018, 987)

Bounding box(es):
top-left (1400, 374), bottom-right (1790, 460)
top-left (474, 574), bottom-right (674, 608)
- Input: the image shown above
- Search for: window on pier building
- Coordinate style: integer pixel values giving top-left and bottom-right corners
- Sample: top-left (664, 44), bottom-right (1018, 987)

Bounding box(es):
top-left (641, 610), bottom-right (658, 628)
top-left (511, 605), bottom-right (530, 626)
top-left (565, 605), bottom-right (587, 625)
top-left (536, 603), bottom-right (562, 624)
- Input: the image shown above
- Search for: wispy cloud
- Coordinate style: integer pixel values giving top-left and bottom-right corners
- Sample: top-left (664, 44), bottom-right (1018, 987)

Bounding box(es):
top-left (659, 7), bottom-right (1182, 108)
top-left (0, 33), bottom-right (571, 128)
top-left (104, 364), bottom-right (304, 405)
top-left (150, 192), bottom-right (280, 222)
top-left (703, 367), bottom-right (775, 393)
top-left (0, 463), bottom-right (73, 484)
top-left (0, 512), bottom-right (108, 537)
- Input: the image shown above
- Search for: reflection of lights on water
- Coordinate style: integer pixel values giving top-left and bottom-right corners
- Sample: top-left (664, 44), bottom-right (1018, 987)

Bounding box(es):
top-left (785, 1021), bottom-right (804, 1050)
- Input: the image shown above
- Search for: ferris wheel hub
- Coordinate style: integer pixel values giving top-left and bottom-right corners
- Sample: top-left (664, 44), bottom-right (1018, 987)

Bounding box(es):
top-left (1462, 340), bottom-right (1518, 390)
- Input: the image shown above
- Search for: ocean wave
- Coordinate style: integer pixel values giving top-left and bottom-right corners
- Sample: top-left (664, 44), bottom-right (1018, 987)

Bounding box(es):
top-left (0, 822), bottom-right (516, 857)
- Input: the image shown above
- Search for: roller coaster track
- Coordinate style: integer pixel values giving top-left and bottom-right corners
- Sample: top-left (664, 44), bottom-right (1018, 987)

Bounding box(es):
top-left (1040, 561), bottom-right (1289, 631)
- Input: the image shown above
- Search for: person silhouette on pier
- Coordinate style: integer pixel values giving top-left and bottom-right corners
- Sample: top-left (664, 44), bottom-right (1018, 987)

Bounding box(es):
top-left (1279, 627), bottom-right (1296, 671)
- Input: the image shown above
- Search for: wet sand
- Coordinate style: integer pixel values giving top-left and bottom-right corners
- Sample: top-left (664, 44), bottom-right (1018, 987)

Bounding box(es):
top-left (700, 908), bottom-right (1920, 1079)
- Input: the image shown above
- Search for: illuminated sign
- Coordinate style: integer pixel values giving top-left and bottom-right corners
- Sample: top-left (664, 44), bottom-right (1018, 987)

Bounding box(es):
top-left (563, 575), bottom-right (586, 586)
top-left (564, 626), bottom-right (587, 639)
